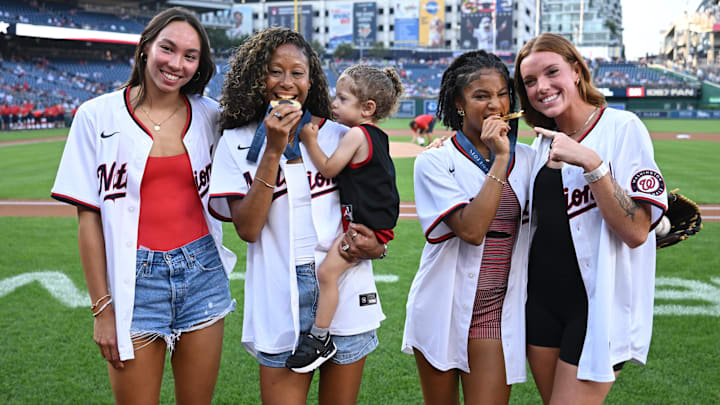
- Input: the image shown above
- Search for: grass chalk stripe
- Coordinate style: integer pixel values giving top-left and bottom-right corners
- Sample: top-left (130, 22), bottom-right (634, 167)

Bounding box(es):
top-left (2, 272), bottom-right (716, 317)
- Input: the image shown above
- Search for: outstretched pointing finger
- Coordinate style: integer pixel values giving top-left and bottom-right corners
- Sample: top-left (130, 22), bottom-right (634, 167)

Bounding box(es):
top-left (534, 127), bottom-right (563, 139)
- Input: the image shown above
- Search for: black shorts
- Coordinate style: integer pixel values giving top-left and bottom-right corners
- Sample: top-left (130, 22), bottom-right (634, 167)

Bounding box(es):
top-left (526, 286), bottom-right (588, 367)
top-left (526, 290), bottom-right (625, 372)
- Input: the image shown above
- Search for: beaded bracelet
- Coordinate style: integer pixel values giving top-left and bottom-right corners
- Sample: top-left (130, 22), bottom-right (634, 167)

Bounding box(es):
top-left (487, 174), bottom-right (506, 186)
top-left (254, 176), bottom-right (275, 189)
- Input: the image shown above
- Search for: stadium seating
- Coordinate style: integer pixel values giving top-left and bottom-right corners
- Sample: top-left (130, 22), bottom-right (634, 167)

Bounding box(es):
top-left (0, 0), bottom-right (146, 33)
top-left (0, 56), bottom-right (710, 130)
top-left (593, 62), bottom-right (698, 88)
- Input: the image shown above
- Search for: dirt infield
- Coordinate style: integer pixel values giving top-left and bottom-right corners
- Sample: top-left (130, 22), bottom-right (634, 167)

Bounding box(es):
top-left (1, 200), bottom-right (718, 222)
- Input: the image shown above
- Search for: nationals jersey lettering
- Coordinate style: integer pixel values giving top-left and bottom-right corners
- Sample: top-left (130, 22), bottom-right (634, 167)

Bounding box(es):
top-left (97, 162), bottom-right (128, 201)
top-left (240, 169), bottom-right (337, 195)
top-left (565, 184), bottom-right (597, 218)
top-left (194, 163), bottom-right (211, 197)
top-left (307, 170), bottom-right (337, 191)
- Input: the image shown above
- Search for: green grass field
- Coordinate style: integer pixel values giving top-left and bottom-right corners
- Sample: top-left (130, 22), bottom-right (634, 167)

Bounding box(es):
top-left (0, 124), bottom-right (719, 403)
top-left (0, 127), bottom-right (68, 142)
top-left (1, 218), bottom-right (718, 403)
top-left (1, 136), bottom-right (717, 203)
top-left (2, 118), bottom-right (719, 141)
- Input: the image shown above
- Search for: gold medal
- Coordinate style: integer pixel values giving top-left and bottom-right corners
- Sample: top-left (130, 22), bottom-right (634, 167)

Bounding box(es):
top-left (270, 96), bottom-right (301, 109)
top-left (499, 110), bottom-right (524, 121)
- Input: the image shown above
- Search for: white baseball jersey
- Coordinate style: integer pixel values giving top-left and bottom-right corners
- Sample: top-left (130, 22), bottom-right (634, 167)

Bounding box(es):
top-left (402, 137), bottom-right (534, 384)
top-left (527, 107), bottom-right (667, 382)
top-left (209, 118), bottom-right (385, 357)
top-left (51, 88), bottom-right (237, 361)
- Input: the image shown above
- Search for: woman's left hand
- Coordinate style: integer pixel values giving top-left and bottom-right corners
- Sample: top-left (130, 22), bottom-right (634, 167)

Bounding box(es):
top-left (338, 223), bottom-right (385, 262)
top-left (535, 126), bottom-right (602, 171)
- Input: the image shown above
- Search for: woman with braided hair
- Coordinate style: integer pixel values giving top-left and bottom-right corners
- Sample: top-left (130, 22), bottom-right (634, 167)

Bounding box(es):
top-left (402, 50), bottom-right (534, 404)
top-left (208, 27), bottom-right (386, 404)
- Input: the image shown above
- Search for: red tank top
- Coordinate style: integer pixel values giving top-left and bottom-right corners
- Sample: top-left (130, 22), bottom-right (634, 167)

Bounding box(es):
top-left (137, 153), bottom-right (209, 250)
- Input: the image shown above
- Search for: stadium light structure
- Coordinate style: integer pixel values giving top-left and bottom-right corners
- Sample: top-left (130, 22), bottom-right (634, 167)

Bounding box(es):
top-left (14, 23), bottom-right (139, 45)
top-left (294, 0), bottom-right (300, 32)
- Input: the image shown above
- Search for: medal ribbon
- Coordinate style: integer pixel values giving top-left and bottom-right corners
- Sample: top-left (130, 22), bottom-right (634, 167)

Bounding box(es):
top-left (246, 105), bottom-right (312, 163)
top-left (453, 119), bottom-right (518, 174)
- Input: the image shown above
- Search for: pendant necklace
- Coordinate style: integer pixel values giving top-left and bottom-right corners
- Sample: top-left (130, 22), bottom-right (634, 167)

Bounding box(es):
top-left (566, 106), bottom-right (600, 137)
top-left (141, 104), bottom-right (182, 131)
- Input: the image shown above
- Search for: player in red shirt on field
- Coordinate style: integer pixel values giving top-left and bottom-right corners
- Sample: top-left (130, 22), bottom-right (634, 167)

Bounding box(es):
top-left (409, 113), bottom-right (437, 145)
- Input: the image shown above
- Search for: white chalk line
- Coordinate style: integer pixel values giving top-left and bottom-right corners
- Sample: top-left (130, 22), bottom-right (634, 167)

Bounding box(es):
top-left (3, 272), bottom-right (719, 316)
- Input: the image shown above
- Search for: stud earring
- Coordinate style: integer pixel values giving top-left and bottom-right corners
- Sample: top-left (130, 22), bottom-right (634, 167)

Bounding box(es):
top-left (457, 109), bottom-right (465, 117)
top-left (140, 52), bottom-right (147, 63)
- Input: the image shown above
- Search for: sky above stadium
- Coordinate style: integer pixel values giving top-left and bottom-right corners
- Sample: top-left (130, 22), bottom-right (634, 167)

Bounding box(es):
top-left (622, 0), bottom-right (702, 60)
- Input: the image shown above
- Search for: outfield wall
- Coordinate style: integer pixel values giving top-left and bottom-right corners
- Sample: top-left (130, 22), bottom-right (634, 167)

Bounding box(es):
top-left (392, 98), bottom-right (720, 119)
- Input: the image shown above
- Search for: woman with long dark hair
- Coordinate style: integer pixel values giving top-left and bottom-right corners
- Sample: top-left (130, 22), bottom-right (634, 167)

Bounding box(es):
top-left (52, 8), bottom-right (235, 403)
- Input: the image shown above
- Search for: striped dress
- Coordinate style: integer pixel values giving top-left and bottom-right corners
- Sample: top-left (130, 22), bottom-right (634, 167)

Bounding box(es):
top-left (468, 183), bottom-right (521, 339)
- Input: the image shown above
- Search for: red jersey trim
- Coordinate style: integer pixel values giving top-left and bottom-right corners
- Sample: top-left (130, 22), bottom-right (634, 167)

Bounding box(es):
top-left (576, 107), bottom-right (606, 143)
top-left (208, 193), bottom-right (246, 222)
top-left (51, 193), bottom-right (100, 212)
top-left (425, 202), bottom-right (467, 243)
top-left (349, 125), bottom-right (373, 169)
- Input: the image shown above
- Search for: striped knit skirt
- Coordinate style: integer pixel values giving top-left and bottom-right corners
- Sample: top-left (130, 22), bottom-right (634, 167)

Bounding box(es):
top-left (468, 183), bottom-right (520, 340)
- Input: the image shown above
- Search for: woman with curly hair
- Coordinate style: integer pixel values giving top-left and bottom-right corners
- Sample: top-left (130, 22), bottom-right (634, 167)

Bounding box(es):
top-left (402, 50), bottom-right (534, 404)
top-left (208, 27), bottom-right (387, 404)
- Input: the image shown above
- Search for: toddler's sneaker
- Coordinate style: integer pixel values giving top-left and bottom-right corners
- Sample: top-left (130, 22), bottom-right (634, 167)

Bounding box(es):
top-left (285, 332), bottom-right (337, 373)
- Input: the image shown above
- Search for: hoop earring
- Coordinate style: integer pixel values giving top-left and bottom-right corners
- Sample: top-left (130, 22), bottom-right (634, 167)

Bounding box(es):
top-left (193, 71), bottom-right (201, 81)
top-left (457, 109), bottom-right (465, 117)
top-left (576, 78), bottom-right (580, 86)
top-left (140, 52), bottom-right (147, 63)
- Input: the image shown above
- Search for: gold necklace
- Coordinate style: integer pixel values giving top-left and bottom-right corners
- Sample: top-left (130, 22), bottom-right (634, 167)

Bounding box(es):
top-left (566, 106), bottom-right (600, 137)
top-left (140, 105), bottom-right (182, 131)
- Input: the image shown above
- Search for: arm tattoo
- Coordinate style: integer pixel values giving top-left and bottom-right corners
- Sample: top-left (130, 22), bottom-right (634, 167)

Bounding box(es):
top-left (611, 177), bottom-right (639, 220)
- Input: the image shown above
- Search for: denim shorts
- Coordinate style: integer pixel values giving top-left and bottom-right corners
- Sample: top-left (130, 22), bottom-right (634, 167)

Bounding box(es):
top-left (256, 263), bottom-right (378, 368)
top-left (130, 234), bottom-right (235, 351)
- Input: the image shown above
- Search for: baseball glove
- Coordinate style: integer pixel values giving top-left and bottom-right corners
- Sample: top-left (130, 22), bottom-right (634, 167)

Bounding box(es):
top-left (656, 190), bottom-right (703, 249)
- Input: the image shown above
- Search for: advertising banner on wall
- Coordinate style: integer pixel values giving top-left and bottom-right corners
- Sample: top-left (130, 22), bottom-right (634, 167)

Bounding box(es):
top-left (459, 0), bottom-right (494, 50)
top-left (353, 2), bottom-right (377, 48)
top-left (598, 87), bottom-right (699, 98)
top-left (394, 0), bottom-right (419, 45)
top-left (495, 0), bottom-right (513, 51)
top-left (394, 100), bottom-right (416, 118)
top-left (225, 5), bottom-right (253, 39)
top-left (268, 5), bottom-right (313, 42)
top-left (419, 0), bottom-right (445, 47)
top-left (328, 3), bottom-right (353, 48)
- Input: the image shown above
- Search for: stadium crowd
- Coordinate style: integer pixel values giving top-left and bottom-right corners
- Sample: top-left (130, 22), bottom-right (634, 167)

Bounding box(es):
top-left (1, 0), bottom-right (148, 33)
top-left (0, 47), bottom-right (713, 131)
